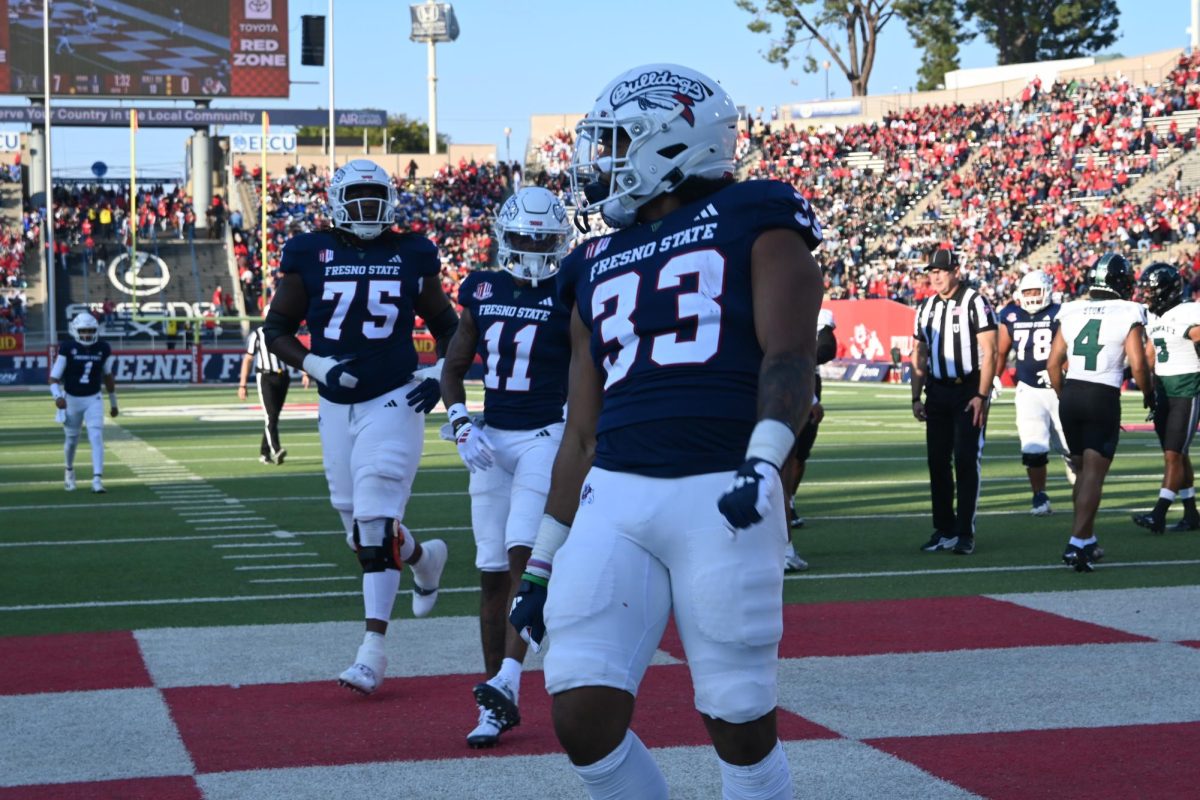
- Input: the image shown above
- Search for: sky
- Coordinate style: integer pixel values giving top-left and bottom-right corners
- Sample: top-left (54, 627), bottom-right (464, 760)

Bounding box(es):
top-left (35, 0), bottom-right (1198, 179)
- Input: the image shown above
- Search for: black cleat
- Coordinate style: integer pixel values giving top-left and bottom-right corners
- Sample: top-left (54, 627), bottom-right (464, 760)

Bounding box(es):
top-left (1168, 517), bottom-right (1200, 532)
top-left (473, 680), bottom-right (520, 732)
top-left (952, 535), bottom-right (975, 555)
top-left (1131, 512), bottom-right (1166, 534)
top-left (1062, 542), bottom-right (1105, 572)
top-left (789, 515), bottom-right (805, 529)
top-left (920, 533), bottom-right (957, 552)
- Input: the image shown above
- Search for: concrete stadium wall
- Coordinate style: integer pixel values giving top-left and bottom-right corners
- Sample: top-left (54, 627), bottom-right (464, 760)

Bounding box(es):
top-left (235, 143), bottom-right (498, 180)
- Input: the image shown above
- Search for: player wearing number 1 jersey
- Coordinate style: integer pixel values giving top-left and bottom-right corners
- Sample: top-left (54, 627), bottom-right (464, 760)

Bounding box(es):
top-left (440, 186), bottom-right (573, 748)
top-left (507, 64), bottom-right (823, 799)
top-left (50, 312), bottom-right (118, 494)
top-left (1048, 253), bottom-right (1152, 572)
top-left (265, 159), bottom-right (458, 695)
top-left (995, 270), bottom-right (1074, 516)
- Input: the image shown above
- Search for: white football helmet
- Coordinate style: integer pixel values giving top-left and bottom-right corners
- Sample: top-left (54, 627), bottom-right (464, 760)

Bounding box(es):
top-left (1017, 270), bottom-right (1054, 313)
top-left (569, 63), bottom-right (738, 229)
top-left (328, 159), bottom-right (397, 239)
top-left (495, 187), bottom-right (572, 285)
top-left (69, 311), bottom-right (99, 345)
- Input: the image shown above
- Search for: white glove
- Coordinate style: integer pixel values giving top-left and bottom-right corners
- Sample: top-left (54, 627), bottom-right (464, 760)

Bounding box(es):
top-left (990, 376), bottom-right (1002, 401)
top-left (303, 353), bottom-right (358, 389)
top-left (413, 358), bottom-right (443, 382)
top-left (55, 408), bottom-right (66, 425)
top-left (455, 421), bottom-right (494, 473)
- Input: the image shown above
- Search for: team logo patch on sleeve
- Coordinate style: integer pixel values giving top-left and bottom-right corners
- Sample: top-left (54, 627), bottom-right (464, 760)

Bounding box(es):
top-left (473, 282), bottom-right (493, 301)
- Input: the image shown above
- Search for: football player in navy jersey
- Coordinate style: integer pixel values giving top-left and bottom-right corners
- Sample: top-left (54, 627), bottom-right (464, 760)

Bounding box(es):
top-left (508, 64), bottom-right (822, 799)
top-left (265, 159), bottom-right (459, 696)
top-left (50, 311), bottom-right (118, 493)
top-left (440, 186), bottom-right (573, 748)
top-left (994, 270), bottom-right (1075, 515)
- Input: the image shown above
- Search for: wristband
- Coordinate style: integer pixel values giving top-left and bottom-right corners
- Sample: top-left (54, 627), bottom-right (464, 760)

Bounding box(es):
top-left (744, 418), bottom-right (795, 470)
top-left (527, 514), bottom-right (570, 580)
top-left (975, 393), bottom-right (988, 401)
top-left (50, 384), bottom-right (65, 400)
top-left (447, 402), bottom-right (470, 433)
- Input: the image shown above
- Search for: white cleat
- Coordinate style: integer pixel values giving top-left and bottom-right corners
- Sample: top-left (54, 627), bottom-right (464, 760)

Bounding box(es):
top-left (466, 705), bottom-right (506, 749)
top-left (410, 539), bottom-right (447, 618)
top-left (91, 476), bottom-right (106, 494)
top-left (337, 643), bottom-right (387, 695)
top-left (784, 542), bottom-right (809, 573)
top-left (64, 468), bottom-right (76, 492)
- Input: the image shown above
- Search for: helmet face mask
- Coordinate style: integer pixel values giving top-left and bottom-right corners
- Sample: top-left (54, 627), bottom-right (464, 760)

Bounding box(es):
top-left (70, 311), bottom-right (100, 345)
top-left (1138, 262), bottom-right (1183, 316)
top-left (328, 159), bottom-right (397, 240)
top-left (568, 64), bottom-right (738, 231)
top-left (495, 188), bottom-right (571, 286)
top-left (1017, 270), bottom-right (1053, 313)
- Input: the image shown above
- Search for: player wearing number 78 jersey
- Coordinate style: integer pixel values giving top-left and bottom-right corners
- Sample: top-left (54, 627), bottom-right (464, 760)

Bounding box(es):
top-left (994, 270), bottom-right (1074, 517)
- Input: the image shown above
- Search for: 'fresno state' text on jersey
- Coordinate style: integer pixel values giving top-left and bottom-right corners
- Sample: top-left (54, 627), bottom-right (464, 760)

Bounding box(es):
top-left (280, 230), bottom-right (439, 404)
top-left (1001, 302), bottom-right (1061, 388)
top-left (458, 269), bottom-right (570, 430)
top-left (557, 179), bottom-right (823, 476)
top-left (59, 339), bottom-right (112, 396)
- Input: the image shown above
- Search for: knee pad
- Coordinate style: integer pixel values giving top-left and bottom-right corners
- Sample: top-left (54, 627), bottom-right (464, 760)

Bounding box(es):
top-left (1022, 451), bottom-right (1049, 468)
top-left (353, 517), bottom-right (401, 573)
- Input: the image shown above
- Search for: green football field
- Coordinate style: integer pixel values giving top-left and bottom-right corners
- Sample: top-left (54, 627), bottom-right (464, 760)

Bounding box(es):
top-left (2, 382), bottom-right (1198, 639)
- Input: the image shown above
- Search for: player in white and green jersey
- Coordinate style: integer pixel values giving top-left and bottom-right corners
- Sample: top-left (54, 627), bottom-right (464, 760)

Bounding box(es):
top-left (1133, 263), bottom-right (1200, 533)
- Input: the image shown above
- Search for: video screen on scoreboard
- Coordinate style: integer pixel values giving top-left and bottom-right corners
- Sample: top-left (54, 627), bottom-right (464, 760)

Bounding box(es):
top-left (0, 0), bottom-right (289, 98)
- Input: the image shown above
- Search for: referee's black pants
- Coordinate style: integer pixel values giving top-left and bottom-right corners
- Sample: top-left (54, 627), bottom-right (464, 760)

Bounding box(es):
top-left (256, 371), bottom-right (290, 458)
top-left (925, 379), bottom-right (986, 537)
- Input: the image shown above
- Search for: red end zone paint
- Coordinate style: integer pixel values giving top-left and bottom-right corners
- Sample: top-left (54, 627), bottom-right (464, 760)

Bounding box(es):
top-left (869, 722), bottom-right (1200, 800)
top-left (0, 776), bottom-right (202, 800)
top-left (658, 597), bottom-right (1149, 660)
top-left (167, 665), bottom-right (836, 773)
top-left (0, 631), bottom-right (152, 695)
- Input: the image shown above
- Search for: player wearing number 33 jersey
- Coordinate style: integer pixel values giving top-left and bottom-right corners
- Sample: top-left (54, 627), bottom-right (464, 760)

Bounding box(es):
top-left (266, 159), bottom-right (459, 696)
top-left (509, 63), bottom-right (825, 799)
top-left (995, 270), bottom-right (1073, 516)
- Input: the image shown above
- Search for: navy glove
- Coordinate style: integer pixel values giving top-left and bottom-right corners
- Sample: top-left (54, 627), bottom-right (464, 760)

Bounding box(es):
top-left (509, 575), bottom-right (549, 653)
top-left (406, 378), bottom-right (441, 414)
top-left (717, 458), bottom-right (778, 531)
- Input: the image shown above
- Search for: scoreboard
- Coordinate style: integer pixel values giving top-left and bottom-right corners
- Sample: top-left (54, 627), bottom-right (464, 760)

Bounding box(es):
top-left (0, 0), bottom-right (290, 99)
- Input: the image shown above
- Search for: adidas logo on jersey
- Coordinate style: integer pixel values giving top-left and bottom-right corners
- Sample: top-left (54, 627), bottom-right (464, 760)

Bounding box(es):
top-left (384, 399), bottom-right (398, 408)
top-left (692, 203), bottom-right (719, 221)
top-left (388, 254), bottom-right (403, 264)
top-left (539, 297), bottom-right (555, 308)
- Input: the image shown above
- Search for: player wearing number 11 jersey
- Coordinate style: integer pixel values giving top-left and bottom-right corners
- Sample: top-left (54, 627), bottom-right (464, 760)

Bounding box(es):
top-left (1048, 253), bottom-right (1152, 572)
top-left (507, 64), bottom-right (824, 799)
top-left (266, 159), bottom-right (458, 695)
top-left (995, 270), bottom-right (1074, 516)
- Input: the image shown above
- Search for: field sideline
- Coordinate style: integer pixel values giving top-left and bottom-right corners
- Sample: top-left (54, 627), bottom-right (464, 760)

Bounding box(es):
top-left (2, 383), bottom-right (1198, 798)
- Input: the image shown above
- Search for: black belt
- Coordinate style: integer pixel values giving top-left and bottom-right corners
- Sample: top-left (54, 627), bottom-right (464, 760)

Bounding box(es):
top-left (257, 369), bottom-right (286, 375)
top-left (930, 374), bottom-right (979, 386)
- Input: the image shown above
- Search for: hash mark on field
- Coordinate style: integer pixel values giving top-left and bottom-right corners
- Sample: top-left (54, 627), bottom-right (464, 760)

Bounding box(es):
top-left (213, 542), bottom-right (304, 549)
top-left (232, 563), bottom-right (338, 571)
top-left (248, 576), bottom-right (359, 584)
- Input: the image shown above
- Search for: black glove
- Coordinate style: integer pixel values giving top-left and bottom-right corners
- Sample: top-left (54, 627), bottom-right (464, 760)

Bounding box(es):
top-left (717, 457), bottom-right (778, 531)
top-left (509, 575), bottom-right (548, 653)
top-left (405, 378), bottom-right (441, 414)
top-left (1144, 392), bottom-right (1157, 422)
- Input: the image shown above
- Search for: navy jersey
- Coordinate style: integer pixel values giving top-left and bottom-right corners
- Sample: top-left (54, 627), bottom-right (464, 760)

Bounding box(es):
top-left (280, 229), bottom-right (440, 404)
top-left (59, 339), bottom-right (112, 396)
top-left (557, 179), bottom-right (823, 477)
top-left (458, 269), bottom-right (570, 430)
top-left (1000, 302), bottom-right (1061, 388)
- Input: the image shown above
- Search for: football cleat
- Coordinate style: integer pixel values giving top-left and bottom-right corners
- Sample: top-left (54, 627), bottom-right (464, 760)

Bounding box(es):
top-left (1168, 517), bottom-right (1200, 532)
top-left (1131, 512), bottom-right (1166, 535)
top-left (466, 706), bottom-right (506, 749)
top-left (410, 539), bottom-right (448, 618)
top-left (259, 455), bottom-right (271, 465)
top-left (64, 468), bottom-right (76, 492)
top-left (1031, 492), bottom-right (1052, 516)
top-left (1062, 542), bottom-right (1104, 573)
top-left (783, 542), bottom-right (809, 573)
top-left (337, 643), bottom-right (387, 695)
top-left (789, 515), bottom-right (805, 529)
top-left (473, 677), bottom-right (520, 734)
top-left (271, 448), bottom-right (287, 466)
top-left (920, 533), bottom-right (957, 552)
top-left (91, 476), bottom-right (106, 494)
top-left (952, 534), bottom-right (975, 555)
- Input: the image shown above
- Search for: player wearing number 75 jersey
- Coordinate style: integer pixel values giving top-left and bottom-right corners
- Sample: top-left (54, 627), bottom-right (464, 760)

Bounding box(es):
top-left (1048, 253), bottom-right (1152, 572)
top-left (994, 270), bottom-right (1075, 517)
top-left (440, 186), bottom-right (573, 749)
top-left (265, 159), bottom-right (458, 696)
top-left (508, 64), bottom-right (823, 799)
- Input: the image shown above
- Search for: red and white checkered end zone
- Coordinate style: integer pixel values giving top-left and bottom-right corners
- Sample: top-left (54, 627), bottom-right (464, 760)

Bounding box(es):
top-left (3, 588), bottom-right (1199, 799)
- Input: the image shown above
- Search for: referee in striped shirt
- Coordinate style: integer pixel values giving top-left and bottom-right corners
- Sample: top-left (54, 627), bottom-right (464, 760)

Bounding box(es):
top-left (239, 322), bottom-right (307, 465)
top-left (911, 249), bottom-right (998, 555)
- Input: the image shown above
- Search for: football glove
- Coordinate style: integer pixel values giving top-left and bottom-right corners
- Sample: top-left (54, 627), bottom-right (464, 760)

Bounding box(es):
top-left (406, 378), bottom-right (441, 414)
top-left (509, 574), bottom-right (549, 653)
top-left (717, 458), bottom-right (778, 532)
top-left (1144, 391), bottom-right (1157, 421)
top-left (302, 353), bottom-right (358, 389)
top-left (454, 421), bottom-right (494, 472)
top-left (990, 376), bottom-right (1003, 401)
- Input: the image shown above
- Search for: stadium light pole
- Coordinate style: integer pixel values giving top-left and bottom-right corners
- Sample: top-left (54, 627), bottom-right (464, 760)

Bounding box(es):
top-left (327, 0), bottom-right (335, 174)
top-left (42, 0), bottom-right (56, 344)
top-left (504, 126), bottom-right (511, 165)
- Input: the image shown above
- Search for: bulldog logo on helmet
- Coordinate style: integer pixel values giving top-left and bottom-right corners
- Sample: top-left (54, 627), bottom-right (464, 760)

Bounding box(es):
top-left (608, 69), bottom-right (714, 126)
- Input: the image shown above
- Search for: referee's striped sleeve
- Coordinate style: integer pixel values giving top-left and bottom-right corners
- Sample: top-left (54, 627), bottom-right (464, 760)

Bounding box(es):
top-left (970, 292), bottom-right (998, 332)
